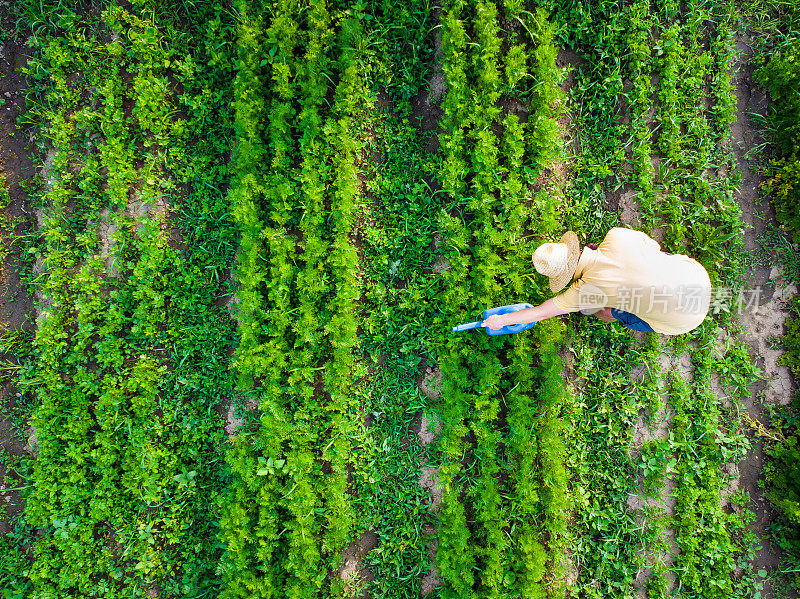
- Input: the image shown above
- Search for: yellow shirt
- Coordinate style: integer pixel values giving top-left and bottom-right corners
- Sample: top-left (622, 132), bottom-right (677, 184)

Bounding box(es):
top-left (551, 228), bottom-right (711, 335)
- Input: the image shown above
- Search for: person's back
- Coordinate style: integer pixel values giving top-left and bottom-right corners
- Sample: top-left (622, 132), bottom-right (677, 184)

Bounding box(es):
top-left (551, 228), bottom-right (711, 334)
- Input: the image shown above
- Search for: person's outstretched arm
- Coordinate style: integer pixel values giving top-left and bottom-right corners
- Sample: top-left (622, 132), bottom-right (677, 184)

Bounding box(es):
top-left (481, 299), bottom-right (569, 330)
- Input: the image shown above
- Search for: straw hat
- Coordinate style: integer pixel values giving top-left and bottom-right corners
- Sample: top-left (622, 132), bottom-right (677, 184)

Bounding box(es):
top-left (532, 231), bottom-right (581, 292)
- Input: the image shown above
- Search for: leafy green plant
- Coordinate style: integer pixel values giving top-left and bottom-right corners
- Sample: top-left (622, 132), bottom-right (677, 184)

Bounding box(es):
top-left (433, 2), bottom-right (573, 596)
top-left (762, 157), bottom-right (800, 241)
top-left (759, 414), bottom-right (800, 591)
top-left (638, 438), bottom-right (670, 495)
top-left (221, 0), bottom-right (379, 594)
top-left (779, 297), bottom-right (800, 409)
top-left (756, 39), bottom-right (800, 240)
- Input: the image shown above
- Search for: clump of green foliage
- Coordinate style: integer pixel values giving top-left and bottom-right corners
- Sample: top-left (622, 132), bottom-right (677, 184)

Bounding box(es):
top-left (775, 299), bottom-right (800, 591)
top-left (765, 436), bottom-right (800, 546)
top-left (14, 0), bottom-right (240, 595)
top-left (757, 40), bottom-right (800, 240)
top-left (0, 532), bottom-right (32, 598)
top-left (762, 406), bottom-right (800, 590)
top-left (780, 297), bottom-right (800, 410)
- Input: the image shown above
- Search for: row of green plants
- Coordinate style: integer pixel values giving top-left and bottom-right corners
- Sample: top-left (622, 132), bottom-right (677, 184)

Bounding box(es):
top-left (219, 0), bottom-right (372, 595)
top-left (555, 1), bottom-right (660, 592)
top-left (756, 38), bottom-right (800, 240)
top-left (551, 0), bottom-right (761, 596)
top-left (648, 0), bottom-right (762, 591)
top-left (660, 0), bottom-right (763, 590)
top-left (7, 0), bottom-right (240, 596)
top-left (659, 5), bottom-right (763, 598)
top-left (434, 1), bottom-right (571, 596)
top-left (351, 111), bottom-right (444, 597)
top-left (626, 0), bottom-right (657, 226)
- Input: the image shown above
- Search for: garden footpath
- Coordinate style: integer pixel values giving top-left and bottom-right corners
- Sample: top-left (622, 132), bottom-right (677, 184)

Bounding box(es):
top-left (0, 1), bottom-right (35, 538)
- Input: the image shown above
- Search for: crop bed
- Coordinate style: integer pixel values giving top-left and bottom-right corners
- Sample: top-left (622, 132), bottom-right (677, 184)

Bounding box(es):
top-left (0, 0), bottom-right (798, 598)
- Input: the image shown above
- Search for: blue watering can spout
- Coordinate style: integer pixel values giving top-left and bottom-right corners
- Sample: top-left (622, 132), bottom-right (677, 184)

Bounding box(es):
top-left (452, 303), bottom-right (537, 336)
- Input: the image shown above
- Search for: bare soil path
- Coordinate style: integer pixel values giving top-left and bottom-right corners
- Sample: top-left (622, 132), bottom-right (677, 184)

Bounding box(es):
top-left (0, 5), bottom-right (35, 535)
top-left (731, 32), bottom-right (798, 598)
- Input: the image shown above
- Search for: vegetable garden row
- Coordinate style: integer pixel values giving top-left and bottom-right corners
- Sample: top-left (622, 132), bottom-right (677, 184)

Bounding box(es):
top-left (222, 0), bottom-right (366, 594)
top-left (0, 0), bottom-right (798, 597)
top-left (434, 2), bottom-right (570, 595)
top-left (3, 1), bottom-right (239, 594)
top-left (559, 1), bottom-right (759, 596)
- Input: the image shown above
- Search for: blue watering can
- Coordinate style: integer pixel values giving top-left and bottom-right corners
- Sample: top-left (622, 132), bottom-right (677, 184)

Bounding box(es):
top-left (452, 303), bottom-right (537, 336)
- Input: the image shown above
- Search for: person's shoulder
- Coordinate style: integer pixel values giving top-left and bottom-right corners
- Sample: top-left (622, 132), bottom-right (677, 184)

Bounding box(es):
top-left (605, 226), bottom-right (645, 239)
top-left (604, 227), bottom-right (659, 250)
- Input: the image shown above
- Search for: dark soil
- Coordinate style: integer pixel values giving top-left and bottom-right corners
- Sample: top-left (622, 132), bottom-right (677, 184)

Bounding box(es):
top-left (0, 6), bottom-right (36, 537)
top-left (731, 36), bottom-right (774, 296)
top-left (336, 529), bottom-right (379, 599)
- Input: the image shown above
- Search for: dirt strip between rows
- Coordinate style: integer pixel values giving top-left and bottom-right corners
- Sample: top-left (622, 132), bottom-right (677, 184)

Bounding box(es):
top-left (0, 13), bottom-right (35, 536)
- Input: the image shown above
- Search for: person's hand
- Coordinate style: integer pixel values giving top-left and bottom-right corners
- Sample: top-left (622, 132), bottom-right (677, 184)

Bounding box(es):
top-left (482, 314), bottom-right (506, 330)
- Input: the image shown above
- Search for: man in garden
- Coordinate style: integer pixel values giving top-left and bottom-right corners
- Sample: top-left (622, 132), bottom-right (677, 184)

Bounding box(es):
top-left (482, 227), bottom-right (712, 335)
